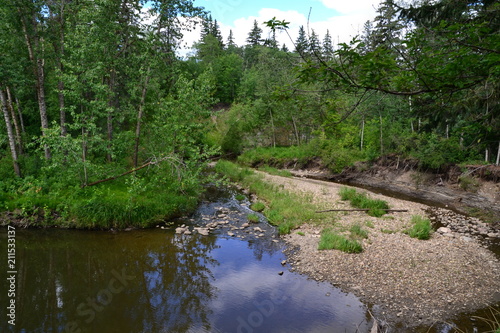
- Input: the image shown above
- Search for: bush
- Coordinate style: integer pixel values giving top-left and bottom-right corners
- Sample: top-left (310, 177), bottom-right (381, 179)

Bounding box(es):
top-left (405, 215), bottom-right (432, 240)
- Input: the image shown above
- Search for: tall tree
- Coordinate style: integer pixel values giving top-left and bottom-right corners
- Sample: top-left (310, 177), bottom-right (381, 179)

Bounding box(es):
top-left (322, 29), bottom-right (334, 60)
top-left (246, 20), bottom-right (263, 46)
top-left (294, 26), bottom-right (308, 56)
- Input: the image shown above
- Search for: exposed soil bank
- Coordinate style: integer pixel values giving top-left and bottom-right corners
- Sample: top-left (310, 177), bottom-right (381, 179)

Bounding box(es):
top-left (256, 171), bottom-right (500, 330)
top-left (288, 155), bottom-right (500, 224)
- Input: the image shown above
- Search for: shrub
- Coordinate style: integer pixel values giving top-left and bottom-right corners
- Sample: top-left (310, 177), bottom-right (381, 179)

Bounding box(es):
top-left (405, 215), bottom-right (432, 240)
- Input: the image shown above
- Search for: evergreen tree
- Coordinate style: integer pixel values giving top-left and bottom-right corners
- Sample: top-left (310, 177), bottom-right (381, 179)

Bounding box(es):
top-left (211, 19), bottom-right (224, 48)
top-left (246, 20), bottom-right (263, 46)
top-left (322, 29), bottom-right (334, 60)
top-left (294, 26), bottom-right (308, 56)
top-left (226, 29), bottom-right (236, 48)
top-left (308, 29), bottom-right (321, 56)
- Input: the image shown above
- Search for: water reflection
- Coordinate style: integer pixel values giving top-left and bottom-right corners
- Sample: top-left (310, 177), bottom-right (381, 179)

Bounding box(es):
top-left (0, 227), bottom-right (371, 333)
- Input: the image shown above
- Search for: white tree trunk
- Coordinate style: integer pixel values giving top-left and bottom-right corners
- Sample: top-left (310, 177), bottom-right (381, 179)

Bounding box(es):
top-left (0, 89), bottom-right (21, 177)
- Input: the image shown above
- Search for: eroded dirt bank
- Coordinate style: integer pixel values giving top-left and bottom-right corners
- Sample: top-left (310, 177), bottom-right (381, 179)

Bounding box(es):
top-left (289, 156), bottom-right (500, 223)
top-left (259, 172), bottom-right (500, 329)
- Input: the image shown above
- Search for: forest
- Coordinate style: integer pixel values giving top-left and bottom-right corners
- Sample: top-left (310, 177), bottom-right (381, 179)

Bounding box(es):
top-left (0, 0), bottom-right (499, 228)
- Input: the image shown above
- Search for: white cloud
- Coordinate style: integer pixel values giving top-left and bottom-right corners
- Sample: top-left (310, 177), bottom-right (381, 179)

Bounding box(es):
top-left (319, 0), bottom-right (380, 14)
top-left (177, 1), bottom-right (383, 57)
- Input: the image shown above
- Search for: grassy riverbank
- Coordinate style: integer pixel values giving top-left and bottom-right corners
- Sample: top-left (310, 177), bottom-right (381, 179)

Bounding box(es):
top-left (0, 167), bottom-right (200, 229)
top-left (215, 160), bottom-right (331, 234)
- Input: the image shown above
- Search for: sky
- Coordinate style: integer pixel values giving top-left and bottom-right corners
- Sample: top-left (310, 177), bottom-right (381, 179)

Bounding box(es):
top-left (179, 0), bottom-right (383, 56)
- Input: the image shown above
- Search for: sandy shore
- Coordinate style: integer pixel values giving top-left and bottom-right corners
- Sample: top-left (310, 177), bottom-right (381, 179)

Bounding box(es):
top-left (259, 173), bottom-right (500, 328)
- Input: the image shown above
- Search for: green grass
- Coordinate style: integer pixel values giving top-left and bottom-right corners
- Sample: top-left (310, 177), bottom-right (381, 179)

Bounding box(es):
top-left (296, 231), bottom-right (305, 236)
top-left (405, 215), bottom-right (433, 240)
top-left (318, 229), bottom-right (363, 253)
top-left (215, 160), bottom-right (327, 234)
top-left (247, 213), bottom-right (260, 223)
top-left (250, 201), bottom-right (265, 212)
top-left (350, 224), bottom-right (369, 239)
top-left (235, 194), bottom-right (246, 201)
top-left (259, 166), bottom-right (292, 177)
top-left (381, 228), bottom-right (396, 234)
top-left (339, 187), bottom-right (389, 217)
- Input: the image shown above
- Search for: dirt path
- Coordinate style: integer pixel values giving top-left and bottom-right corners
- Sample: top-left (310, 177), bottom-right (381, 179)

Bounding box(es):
top-left (259, 173), bottom-right (500, 328)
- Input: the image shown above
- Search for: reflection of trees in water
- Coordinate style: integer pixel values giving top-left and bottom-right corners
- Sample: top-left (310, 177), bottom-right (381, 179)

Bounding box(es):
top-left (0, 229), bottom-right (219, 333)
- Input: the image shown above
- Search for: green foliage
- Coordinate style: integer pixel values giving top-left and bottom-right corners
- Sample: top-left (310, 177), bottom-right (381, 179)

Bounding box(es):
top-left (318, 229), bottom-right (363, 253)
top-left (350, 224), bottom-right (369, 239)
top-left (405, 215), bottom-right (433, 240)
top-left (458, 175), bottom-right (481, 192)
top-left (237, 145), bottom-right (316, 168)
top-left (259, 166), bottom-right (292, 177)
top-left (247, 213), bottom-right (260, 223)
top-left (250, 201), bottom-right (265, 212)
top-left (339, 187), bottom-right (389, 217)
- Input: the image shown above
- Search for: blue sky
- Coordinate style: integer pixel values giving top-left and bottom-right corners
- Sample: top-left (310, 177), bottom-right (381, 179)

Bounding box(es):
top-left (180, 0), bottom-right (383, 54)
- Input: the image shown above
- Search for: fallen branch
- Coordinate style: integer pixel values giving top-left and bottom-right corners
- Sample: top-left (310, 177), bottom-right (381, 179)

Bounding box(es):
top-left (316, 209), bottom-right (408, 213)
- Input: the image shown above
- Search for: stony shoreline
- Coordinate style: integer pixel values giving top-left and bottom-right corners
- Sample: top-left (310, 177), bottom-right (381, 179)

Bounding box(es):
top-left (259, 173), bottom-right (500, 329)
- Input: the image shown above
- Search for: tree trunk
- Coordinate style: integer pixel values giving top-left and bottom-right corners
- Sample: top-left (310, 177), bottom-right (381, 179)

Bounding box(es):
top-left (6, 87), bottom-right (23, 154)
top-left (270, 108), bottom-right (276, 148)
top-left (291, 116), bottom-right (300, 146)
top-left (15, 96), bottom-right (25, 134)
top-left (106, 71), bottom-right (116, 163)
top-left (360, 116), bottom-right (365, 150)
top-left (0, 88), bottom-right (21, 177)
top-left (133, 73), bottom-right (151, 168)
top-left (496, 142), bottom-right (500, 166)
top-left (20, 10), bottom-right (51, 159)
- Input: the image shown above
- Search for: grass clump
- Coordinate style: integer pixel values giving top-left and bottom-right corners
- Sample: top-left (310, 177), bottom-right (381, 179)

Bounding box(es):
top-left (405, 215), bottom-right (433, 240)
top-left (318, 229), bottom-right (363, 253)
top-left (339, 187), bottom-right (389, 217)
top-left (235, 194), bottom-right (246, 201)
top-left (247, 213), bottom-right (260, 223)
top-left (350, 224), bottom-right (369, 239)
top-left (296, 231), bottom-right (305, 236)
top-left (250, 201), bottom-right (265, 212)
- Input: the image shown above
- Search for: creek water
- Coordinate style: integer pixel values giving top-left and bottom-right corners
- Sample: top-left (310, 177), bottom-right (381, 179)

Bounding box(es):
top-left (0, 184), bottom-right (498, 333)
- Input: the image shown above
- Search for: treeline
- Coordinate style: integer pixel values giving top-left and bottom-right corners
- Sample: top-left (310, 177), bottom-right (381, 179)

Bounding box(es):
top-left (0, 0), bottom-right (498, 227)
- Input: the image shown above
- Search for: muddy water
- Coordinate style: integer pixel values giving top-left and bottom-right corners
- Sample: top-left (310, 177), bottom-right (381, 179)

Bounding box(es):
top-left (0, 185), bottom-right (370, 333)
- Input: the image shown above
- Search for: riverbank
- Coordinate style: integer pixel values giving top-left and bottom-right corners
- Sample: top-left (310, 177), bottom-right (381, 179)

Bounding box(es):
top-left (257, 172), bottom-right (500, 329)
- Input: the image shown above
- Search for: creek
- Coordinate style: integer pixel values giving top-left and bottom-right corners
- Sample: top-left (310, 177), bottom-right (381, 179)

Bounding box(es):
top-left (0, 184), bottom-right (498, 333)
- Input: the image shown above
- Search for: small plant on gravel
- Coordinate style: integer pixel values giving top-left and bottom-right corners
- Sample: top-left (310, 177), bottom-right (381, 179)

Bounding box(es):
top-left (247, 213), bottom-right (260, 223)
top-left (365, 220), bottom-right (374, 228)
top-left (338, 187), bottom-right (389, 217)
top-left (350, 224), bottom-right (369, 239)
top-left (250, 201), bottom-right (265, 212)
top-left (296, 231), bottom-right (305, 236)
top-left (381, 228), bottom-right (396, 234)
top-left (235, 194), bottom-right (246, 201)
top-left (405, 215), bottom-right (432, 240)
top-left (318, 229), bottom-right (363, 253)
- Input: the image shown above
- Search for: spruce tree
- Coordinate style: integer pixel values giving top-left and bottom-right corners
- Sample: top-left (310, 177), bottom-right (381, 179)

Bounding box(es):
top-left (294, 25), bottom-right (308, 56)
top-left (246, 20), bottom-right (263, 46)
top-left (322, 29), bottom-right (334, 60)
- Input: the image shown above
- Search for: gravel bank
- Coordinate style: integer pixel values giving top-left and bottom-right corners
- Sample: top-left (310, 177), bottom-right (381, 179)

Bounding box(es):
top-left (259, 173), bottom-right (500, 328)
